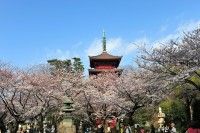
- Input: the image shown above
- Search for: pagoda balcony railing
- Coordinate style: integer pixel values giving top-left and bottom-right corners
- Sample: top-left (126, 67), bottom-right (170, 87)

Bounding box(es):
top-left (95, 66), bottom-right (115, 69)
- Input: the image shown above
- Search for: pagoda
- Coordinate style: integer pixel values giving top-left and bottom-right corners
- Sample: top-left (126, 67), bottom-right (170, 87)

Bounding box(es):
top-left (88, 32), bottom-right (123, 75)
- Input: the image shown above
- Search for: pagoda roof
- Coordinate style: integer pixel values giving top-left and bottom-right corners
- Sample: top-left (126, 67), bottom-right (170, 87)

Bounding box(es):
top-left (88, 31), bottom-right (123, 69)
top-left (89, 51), bottom-right (122, 60)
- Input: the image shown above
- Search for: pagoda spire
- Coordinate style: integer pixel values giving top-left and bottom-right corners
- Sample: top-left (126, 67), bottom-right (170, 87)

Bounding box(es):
top-left (102, 30), bottom-right (106, 52)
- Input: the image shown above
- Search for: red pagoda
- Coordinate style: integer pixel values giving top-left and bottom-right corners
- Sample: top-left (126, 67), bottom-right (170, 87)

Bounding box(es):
top-left (88, 32), bottom-right (123, 75)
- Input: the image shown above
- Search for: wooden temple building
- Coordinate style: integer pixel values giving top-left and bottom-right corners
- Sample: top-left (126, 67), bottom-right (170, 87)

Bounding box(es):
top-left (88, 32), bottom-right (123, 75)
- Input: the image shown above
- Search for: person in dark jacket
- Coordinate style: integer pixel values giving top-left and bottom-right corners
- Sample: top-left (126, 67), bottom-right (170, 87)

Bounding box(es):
top-left (150, 124), bottom-right (155, 133)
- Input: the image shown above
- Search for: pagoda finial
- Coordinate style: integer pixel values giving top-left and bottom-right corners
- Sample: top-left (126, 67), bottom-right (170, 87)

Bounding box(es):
top-left (102, 30), bottom-right (106, 52)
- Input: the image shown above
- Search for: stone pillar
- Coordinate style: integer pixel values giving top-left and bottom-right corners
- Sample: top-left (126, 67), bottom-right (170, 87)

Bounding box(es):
top-left (58, 96), bottom-right (76, 133)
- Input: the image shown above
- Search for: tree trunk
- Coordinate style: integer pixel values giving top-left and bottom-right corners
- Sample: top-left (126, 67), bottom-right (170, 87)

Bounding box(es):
top-left (0, 120), bottom-right (6, 133)
top-left (39, 114), bottom-right (44, 133)
top-left (126, 112), bottom-right (134, 126)
top-left (185, 98), bottom-right (192, 123)
top-left (192, 99), bottom-right (200, 122)
top-left (0, 113), bottom-right (7, 133)
top-left (11, 121), bottom-right (19, 133)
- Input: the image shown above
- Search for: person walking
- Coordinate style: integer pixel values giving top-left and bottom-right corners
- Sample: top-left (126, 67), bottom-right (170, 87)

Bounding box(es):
top-left (96, 124), bottom-right (104, 133)
top-left (124, 125), bottom-right (132, 133)
top-left (170, 123), bottom-right (176, 133)
top-left (140, 127), bottom-right (145, 133)
top-left (150, 124), bottom-right (155, 133)
top-left (164, 124), bottom-right (170, 133)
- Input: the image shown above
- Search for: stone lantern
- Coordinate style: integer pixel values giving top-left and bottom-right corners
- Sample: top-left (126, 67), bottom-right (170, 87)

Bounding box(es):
top-left (62, 96), bottom-right (75, 120)
top-left (158, 107), bottom-right (165, 130)
top-left (58, 96), bottom-right (76, 133)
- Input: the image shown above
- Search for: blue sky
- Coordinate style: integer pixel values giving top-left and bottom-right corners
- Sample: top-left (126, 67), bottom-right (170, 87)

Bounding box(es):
top-left (1, 0), bottom-right (200, 74)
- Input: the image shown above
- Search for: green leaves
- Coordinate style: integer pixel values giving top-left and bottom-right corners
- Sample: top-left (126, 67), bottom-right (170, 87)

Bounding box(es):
top-left (47, 57), bottom-right (84, 74)
top-left (159, 99), bottom-right (187, 131)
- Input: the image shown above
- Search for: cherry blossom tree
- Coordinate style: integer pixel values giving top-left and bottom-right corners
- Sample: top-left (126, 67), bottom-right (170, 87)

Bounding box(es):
top-left (0, 63), bottom-right (64, 132)
top-left (137, 28), bottom-right (200, 87)
top-left (73, 73), bottom-right (119, 127)
top-left (113, 68), bottom-right (167, 125)
top-left (73, 70), bottom-right (167, 127)
top-left (136, 28), bottom-right (200, 122)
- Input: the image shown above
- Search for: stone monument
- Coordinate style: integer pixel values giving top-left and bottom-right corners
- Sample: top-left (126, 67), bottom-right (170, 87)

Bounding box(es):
top-left (58, 96), bottom-right (76, 133)
top-left (157, 107), bottom-right (165, 129)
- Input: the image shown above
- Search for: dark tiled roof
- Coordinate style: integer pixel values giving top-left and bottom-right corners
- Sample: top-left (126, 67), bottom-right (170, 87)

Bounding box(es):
top-left (89, 52), bottom-right (122, 60)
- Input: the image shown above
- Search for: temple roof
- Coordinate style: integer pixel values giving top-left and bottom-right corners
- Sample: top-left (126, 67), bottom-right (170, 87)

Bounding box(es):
top-left (89, 52), bottom-right (122, 68)
top-left (89, 51), bottom-right (122, 60)
top-left (88, 31), bottom-right (122, 69)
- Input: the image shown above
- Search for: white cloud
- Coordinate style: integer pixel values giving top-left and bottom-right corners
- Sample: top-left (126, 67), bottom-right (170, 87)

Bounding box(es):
top-left (24, 49), bottom-right (75, 66)
top-left (44, 49), bottom-right (80, 61)
top-left (86, 38), bottom-right (123, 56)
top-left (153, 19), bottom-right (200, 48)
top-left (86, 37), bottom-right (146, 57)
top-left (176, 20), bottom-right (200, 33)
top-left (46, 49), bottom-right (71, 60)
top-left (83, 20), bottom-right (200, 71)
top-left (86, 20), bottom-right (200, 58)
